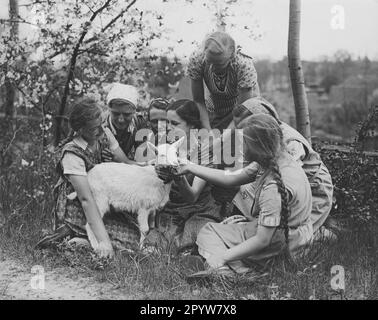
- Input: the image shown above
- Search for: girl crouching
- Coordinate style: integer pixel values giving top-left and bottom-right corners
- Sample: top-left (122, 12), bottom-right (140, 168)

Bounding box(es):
top-left (37, 97), bottom-right (135, 258)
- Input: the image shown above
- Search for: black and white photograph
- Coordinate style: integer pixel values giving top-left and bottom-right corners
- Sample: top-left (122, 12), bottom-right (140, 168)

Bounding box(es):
top-left (0, 0), bottom-right (377, 303)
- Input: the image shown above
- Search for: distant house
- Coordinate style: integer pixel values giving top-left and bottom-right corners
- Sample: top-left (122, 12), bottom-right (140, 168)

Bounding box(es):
top-left (329, 85), bottom-right (366, 106)
top-left (329, 75), bottom-right (378, 106)
top-left (305, 82), bottom-right (326, 96)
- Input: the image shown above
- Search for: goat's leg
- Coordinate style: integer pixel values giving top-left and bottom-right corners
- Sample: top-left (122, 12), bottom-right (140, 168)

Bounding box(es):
top-left (137, 208), bottom-right (151, 249)
top-left (148, 209), bottom-right (156, 229)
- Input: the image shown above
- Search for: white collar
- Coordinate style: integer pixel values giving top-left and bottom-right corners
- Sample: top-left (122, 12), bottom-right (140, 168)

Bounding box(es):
top-left (72, 136), bottom-right (89, 150)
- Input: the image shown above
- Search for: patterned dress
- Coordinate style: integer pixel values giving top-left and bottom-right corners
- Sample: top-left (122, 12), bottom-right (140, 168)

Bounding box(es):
top-left (187, 49), bottom-right (260, 130)
top-left (48, 135), bottom-right (140, 250)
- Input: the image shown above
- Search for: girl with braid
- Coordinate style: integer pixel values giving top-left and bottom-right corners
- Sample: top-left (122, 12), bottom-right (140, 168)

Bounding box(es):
top-left (176, 114), bottom-right (313, 274)
top-left (232, 97), bottom-right (334, 236)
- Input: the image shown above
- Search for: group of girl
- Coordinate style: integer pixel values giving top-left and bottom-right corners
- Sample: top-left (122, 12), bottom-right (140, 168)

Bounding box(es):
top-left (37, 30), bottom-right (334, 275)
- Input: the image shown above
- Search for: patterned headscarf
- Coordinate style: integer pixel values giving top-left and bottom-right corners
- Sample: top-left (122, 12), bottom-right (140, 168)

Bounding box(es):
top-left (233, 97), bottom-right (280, 128)
top-left (241, 97), bottom-right (280, 121)
top-left (204, 31), bottom-right (236, 62)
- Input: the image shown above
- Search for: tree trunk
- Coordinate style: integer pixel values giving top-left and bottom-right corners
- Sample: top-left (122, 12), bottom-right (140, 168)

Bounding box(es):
top-left (5, 0), bottom-right (19, 124)
top-left (54, 0), bottom-right (136, 145)
top-left (288, 0), bottom-right (311, 143)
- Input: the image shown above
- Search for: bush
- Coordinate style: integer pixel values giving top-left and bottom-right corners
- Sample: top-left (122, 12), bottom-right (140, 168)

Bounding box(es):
top-left (0, 119), bottom-right (56, 256)
top-left (316, 143), bottom-right (378, 224)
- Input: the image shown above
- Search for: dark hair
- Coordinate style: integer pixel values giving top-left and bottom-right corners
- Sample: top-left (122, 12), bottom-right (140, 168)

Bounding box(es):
top-left (237, 114), bottom-right (289, 248)
top-left (167, 99), bottom-right (202, 129)
top-left (147, 97), bottom-right (169, 121)
top-left (58, 97), bottom-right (102, 147)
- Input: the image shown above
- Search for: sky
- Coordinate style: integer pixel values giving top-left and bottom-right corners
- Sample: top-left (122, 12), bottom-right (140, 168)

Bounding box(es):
top-left (1, 0), bottom-right (378, 61)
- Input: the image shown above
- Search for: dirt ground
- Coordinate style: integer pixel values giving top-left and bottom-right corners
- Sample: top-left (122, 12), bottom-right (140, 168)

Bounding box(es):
top-left (0, 257), bottom-right (133, 300)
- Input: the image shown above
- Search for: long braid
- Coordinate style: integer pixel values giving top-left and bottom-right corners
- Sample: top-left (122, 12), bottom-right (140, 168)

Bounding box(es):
top-left (269, 158), bottom-right (290, 248)
top-left (238, 113), bottom-right (297, 269)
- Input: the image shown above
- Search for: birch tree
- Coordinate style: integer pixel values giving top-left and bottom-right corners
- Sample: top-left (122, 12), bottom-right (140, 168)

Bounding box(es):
top-left (288, 0), bottom-right (311, 142)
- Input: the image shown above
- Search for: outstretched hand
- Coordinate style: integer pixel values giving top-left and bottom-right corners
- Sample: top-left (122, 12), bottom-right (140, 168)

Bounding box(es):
top-left (175, 158), bottom-right (192, 176)
top-left (154, 165), bottom-right (174, 182)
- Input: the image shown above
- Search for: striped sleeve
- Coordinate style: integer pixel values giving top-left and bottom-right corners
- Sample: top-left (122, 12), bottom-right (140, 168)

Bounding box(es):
top-left (235, 53), bottom-right (259, 93)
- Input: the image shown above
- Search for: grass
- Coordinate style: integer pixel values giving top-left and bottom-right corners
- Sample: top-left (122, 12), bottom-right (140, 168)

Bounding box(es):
top-left (1, 170), bottom-right (377, 300)
top-left (0, 123), bottom-right (377, 300)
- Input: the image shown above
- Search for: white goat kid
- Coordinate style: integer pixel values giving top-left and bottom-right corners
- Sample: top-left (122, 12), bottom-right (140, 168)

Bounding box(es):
top-left (85, 137), bottom-right (185, 251)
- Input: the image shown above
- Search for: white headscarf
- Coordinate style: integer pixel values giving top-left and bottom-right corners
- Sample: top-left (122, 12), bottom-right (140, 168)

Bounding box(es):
top-left (106, 83), bottom-right (139, 111)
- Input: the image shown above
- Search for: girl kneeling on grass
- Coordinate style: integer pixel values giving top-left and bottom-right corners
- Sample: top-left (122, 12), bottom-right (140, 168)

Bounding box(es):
top-left (178, 114), bottom-right (313, 274)
top-left (232, 97), bottom-right (334, 236)
top-left (37, 97), bottom-right (137, 258)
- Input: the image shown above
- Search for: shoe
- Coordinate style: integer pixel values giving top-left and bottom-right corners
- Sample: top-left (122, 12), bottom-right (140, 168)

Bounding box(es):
top-left (181, 255), bottom-right (206, 272)
top-left (313, 226), bottom-right (338, 242)
top-left (35, 225), bottom-right (74, 249)
top-left (67, 237), bottom-right (90, 248)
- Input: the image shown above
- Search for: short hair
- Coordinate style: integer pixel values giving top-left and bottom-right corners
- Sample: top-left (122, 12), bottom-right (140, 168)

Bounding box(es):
top-left (69, 97), bottom-right (102, 132)
top-left (147, 98), bottom-right (169, 120)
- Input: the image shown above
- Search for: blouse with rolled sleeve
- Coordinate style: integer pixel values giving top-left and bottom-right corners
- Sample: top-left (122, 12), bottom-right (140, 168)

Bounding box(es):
top-left (61, 127), bottom-right (119, 176)
top-left (234, 53), bottom-right (259, 91)
top-left (187, 50), bottom-right (260, 116)
top-left (187, 50), bottom-right (204, 81)
top-left (257, 183), bottom-right (282, 227)
top-left (187, 50), bottom-right (258, 90)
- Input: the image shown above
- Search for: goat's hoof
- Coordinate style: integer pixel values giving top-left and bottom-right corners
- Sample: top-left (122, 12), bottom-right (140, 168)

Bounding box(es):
top-left (68, 237), bottom-right (90, 248)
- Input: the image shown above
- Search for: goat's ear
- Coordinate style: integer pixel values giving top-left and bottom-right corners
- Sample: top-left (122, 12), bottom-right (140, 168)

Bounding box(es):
top-left (171, 136), bottom-right (185, 150)
top-left (146, 141), bottom-right (158, 154)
